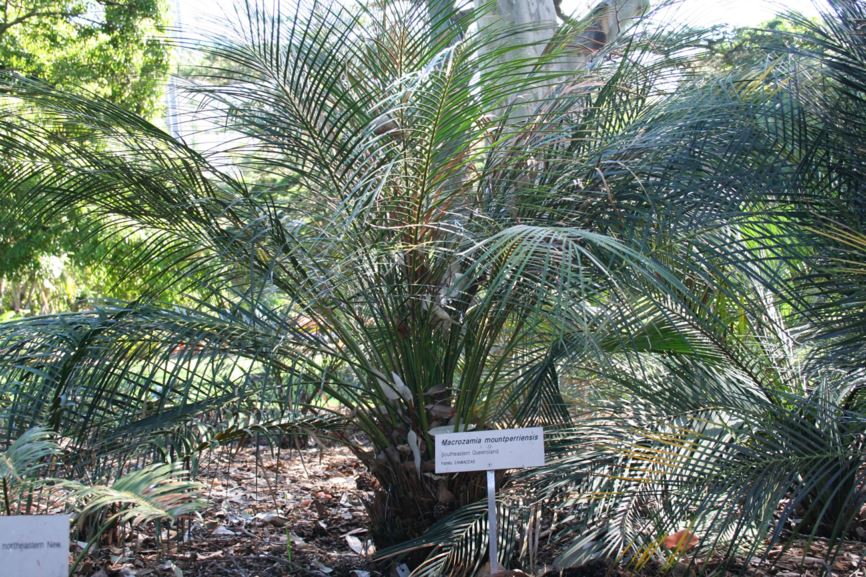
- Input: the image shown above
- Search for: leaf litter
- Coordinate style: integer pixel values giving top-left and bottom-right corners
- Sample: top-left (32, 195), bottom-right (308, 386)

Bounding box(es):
top-left (69, 442), bottom-right (866, 577)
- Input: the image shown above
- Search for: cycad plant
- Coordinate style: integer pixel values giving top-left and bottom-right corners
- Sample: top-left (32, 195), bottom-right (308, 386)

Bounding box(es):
top-left (0, 0), bottom-right (693, 545)
top-left (530, 309), bottom-right (866, 572)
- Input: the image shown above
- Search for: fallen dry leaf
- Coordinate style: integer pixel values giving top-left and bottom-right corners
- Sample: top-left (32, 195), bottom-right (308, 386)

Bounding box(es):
top-left (663, 529), bottom-right (699, 552)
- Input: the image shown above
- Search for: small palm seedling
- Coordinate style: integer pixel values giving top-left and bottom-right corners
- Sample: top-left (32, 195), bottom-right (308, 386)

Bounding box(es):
top-left (63, 463), bottom-right (205, 574)
top-left (0, 426), bottom-right (58, 515)
top-left (1, 428), bottom-right (205, 574)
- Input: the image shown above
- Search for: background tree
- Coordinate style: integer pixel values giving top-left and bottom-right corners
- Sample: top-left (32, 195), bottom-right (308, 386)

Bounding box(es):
top-left (0, 0), bottom-right (167, 114)
top-left (0, 0), bottom-right (169, 316)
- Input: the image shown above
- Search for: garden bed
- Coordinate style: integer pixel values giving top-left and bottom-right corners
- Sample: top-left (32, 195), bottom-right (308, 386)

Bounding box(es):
top-left (74, 444), bottom-right (866, 577)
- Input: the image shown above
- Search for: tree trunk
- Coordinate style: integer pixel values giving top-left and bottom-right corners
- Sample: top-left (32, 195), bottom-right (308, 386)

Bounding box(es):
top-left (476, 0), bottom-right (650, 121)
top-left (365, 455), bottom-right (490, 548)
top-left (11, 280), bottom-right (20, 313)
top-left (476, 0), bottom-right (559, 120)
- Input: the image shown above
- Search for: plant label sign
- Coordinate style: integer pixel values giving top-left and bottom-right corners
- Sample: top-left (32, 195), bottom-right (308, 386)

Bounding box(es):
top-left (0, 515), bottom-right (69, 577)
top-left (434, 426), bottom-right (545, 473)
top-left (433, 427), bottom-right (544, 573)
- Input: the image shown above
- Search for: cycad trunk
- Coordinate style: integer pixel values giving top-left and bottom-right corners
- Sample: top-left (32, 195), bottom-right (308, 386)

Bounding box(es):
top-left (365, 456), bottom-right (489, 546)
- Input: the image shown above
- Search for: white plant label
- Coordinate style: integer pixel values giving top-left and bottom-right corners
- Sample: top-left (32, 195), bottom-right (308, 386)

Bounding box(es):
top-left (0, 515), bottom-right (69, 577)
top-left (434, 427), bottom-right (545, 473)
top-left (433, 427), bottom-right (545, 573)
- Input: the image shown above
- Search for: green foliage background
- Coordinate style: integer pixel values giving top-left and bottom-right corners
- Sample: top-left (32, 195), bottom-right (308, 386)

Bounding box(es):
top-left (0, 0), bottom-right (169, 316)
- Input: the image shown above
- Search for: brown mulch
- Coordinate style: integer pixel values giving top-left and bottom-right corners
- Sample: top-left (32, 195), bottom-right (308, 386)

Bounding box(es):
top-left (73, 444), bottom-right (866, 577)
top-left (75, 443), bottom-right (380, 577)
top-left (540, 540), bottom-right (866, 577)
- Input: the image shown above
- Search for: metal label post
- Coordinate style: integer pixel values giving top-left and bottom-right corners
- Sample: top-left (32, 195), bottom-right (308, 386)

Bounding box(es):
top-left (486, 470), bottom-right (499, 574)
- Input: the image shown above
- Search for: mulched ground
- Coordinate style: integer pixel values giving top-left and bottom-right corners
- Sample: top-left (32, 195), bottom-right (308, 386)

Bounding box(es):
top-left (73, 444), bottom-right (866, 577)
top-left (76, 443), bottom-right (379, 577)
